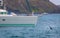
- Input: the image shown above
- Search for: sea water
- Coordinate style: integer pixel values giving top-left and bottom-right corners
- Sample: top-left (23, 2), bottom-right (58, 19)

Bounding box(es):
top-left (0, 14), bottom-right (60, 38)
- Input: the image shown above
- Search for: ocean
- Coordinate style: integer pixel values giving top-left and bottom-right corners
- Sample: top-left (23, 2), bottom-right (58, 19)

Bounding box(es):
top-left (0, 14), bottom-right (60, 38)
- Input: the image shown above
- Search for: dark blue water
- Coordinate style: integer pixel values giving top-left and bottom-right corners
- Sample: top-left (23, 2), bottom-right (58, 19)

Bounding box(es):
top-left (0, 14), bottom-right (60, 38)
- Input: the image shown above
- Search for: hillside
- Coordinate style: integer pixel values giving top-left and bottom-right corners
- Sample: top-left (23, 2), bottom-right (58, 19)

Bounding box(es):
top-left (3, 0), bottom-right (60, 14)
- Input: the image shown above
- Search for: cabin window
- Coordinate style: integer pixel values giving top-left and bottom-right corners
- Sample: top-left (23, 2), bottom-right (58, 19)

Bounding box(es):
top-left (0, 12), bottom-right (7, 14)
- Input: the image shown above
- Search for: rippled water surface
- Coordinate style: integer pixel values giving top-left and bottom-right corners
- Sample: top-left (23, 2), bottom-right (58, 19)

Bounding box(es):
top-left (0, 14), bottom-right (60, 38)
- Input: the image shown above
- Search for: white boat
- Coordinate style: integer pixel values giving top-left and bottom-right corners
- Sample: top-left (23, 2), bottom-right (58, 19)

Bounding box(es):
top-left (0, 9), bottom-right (38, 26)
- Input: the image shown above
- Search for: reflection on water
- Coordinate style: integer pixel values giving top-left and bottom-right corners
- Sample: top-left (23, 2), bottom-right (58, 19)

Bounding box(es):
top-left (0, 14), bottom-right (60, 38)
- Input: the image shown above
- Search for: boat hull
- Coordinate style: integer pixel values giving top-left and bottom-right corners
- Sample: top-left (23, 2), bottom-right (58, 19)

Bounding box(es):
top-left (0, 16), bottom-right (38, 26)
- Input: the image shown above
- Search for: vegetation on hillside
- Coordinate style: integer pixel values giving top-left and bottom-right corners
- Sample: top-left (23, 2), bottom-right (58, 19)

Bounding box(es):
top-left (3, 0), bottom-right (60, 14)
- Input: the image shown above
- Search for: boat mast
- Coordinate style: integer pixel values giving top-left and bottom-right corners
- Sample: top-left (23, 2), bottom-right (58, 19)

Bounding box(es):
top-left (26, 0), bottom-right (33, 15)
